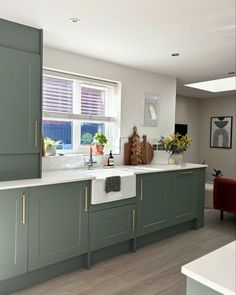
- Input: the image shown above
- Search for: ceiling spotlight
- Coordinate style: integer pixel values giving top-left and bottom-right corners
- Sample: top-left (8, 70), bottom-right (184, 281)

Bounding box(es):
top-left (228, 71), bottom-right (235, 75)
top-left (70, 18), bottom-right (80, 23)
top-left (171, 53), bottom-right (180, 57)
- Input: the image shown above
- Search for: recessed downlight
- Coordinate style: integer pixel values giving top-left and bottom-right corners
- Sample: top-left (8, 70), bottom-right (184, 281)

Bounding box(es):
top-left (171, 53), bottom-right (180, 57)
top-left (228, 71), bottom-right (235, 75)
top-left (70, 17), bottom-right (80, 23)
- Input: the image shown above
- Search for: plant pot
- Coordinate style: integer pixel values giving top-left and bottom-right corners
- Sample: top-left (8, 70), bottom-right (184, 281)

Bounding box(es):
top-left (169, 152), bottom-right (183, 165)
top-left (46, 145), bottom-right (56, 156)
top-left (95, 144), bottom-right (104, 155)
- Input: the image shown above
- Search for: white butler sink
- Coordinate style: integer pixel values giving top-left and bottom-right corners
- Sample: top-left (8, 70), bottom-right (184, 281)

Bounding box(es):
top-left (85, 169), bottom-right (136, 205)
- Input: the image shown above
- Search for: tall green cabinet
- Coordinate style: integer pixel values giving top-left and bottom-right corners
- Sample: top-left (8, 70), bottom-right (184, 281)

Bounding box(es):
top-left (0, 19), bottom-right (42, 181)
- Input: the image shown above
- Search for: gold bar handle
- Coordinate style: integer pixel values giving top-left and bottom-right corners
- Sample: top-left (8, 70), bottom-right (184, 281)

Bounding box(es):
top-left (140, 178), bottom-right (143, 200)
top-left (132, 209), bottom-right (136, 231)
top-left (84, 186), bottom-right (88, 212)
top-left (181, 171), bottom-right (194, 175)
top-left (22, 193), bottom-right (26, 224)
top-left (34, 120), bottom-right (38, 148)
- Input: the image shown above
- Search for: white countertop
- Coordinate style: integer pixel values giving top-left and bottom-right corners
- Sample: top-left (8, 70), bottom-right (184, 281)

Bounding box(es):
top-left (182, 241), bottom-right (236, 295)
top-left (0, 163), bottom-right (207, 191)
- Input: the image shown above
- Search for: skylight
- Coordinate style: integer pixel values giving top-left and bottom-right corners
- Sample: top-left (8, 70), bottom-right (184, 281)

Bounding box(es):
top-left (185, 77), bottom-right (236, 92)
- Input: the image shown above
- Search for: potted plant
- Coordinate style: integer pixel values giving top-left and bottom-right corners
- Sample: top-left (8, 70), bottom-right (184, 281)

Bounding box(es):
top-left (44, 137), bottom-right (61, 156)
top-left (93, 132), bottom-right (108, 154)
top-left (158, 133), bottom-right (192, 164)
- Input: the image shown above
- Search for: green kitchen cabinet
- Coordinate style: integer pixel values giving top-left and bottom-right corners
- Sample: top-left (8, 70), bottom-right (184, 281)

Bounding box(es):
top-left (28, 182), bottom-right (89, 271)
top-left (0, 19), bottom-right (42, 181)
top-left (171, 170), bottom-right (198, 225)
top-left (0, 189), bottom-right (28, 281)
top-left (0, 46), bottom-right (41, 154)
top-left (90, 204), bottom-right (136, 251)
top-left (136, 173), bottom-right (171, 237)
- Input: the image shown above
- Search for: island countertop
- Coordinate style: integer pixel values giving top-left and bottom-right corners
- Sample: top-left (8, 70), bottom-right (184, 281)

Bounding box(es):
top-left (182, 241), bottom-right (236, 295)
top-left (0, 163), bottom-right (207, 191)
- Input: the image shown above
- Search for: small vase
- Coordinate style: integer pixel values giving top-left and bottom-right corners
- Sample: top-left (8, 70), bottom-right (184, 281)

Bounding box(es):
top-left (46, 145), bottom-right (56, 156)
top-left (95, 144), bottom-right (104, 155)
top-left (169, 152), bottom-right (183, 165)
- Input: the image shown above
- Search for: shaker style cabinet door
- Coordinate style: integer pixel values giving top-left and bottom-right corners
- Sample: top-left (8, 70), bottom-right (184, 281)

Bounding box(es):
top-left (137, 173), bottom-right (171, 237)
top-left (0, 46), bottom-right (41, 154)
top-left (0, 189), bottom-right (28, 281)
top-left (90, 204), bottom-right (136, 251)
top-left (171, 170), bottom-right (198, 225)
top-left (28, 182), bottom-right (89, 271)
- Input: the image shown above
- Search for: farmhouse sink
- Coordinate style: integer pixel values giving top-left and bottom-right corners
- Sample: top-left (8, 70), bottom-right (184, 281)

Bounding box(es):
top-left (85, 168), bottom-right (136, 205)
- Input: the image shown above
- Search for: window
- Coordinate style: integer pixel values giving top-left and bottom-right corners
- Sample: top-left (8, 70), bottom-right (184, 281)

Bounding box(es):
top-left (42, 70), bottom-right (121, 154)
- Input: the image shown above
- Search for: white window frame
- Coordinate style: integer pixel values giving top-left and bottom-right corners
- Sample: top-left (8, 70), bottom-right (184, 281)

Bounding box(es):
top-left (42, 69), bottom-right (121, 154)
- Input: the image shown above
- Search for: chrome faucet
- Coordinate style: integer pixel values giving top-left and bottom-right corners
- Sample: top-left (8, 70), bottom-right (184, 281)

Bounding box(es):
top-left (84, 144), bottom-right (97, 170)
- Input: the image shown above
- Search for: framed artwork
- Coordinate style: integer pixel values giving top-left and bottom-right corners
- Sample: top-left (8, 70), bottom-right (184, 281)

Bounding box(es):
top-left (210, 116), bottom-right (233, 149)
top-left (144, 94), bottom-right (159, 126)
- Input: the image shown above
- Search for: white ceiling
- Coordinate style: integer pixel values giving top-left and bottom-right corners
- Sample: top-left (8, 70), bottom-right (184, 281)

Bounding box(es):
top-left (1, 0), bottom-right (236, 98)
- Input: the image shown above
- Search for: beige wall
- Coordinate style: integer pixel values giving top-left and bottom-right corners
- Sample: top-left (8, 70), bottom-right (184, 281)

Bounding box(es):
top-left (199, 96), bottom-right (236, 180)
top-left (175, 96), bottom-right (201, 163)
top-left (176, 95), bottom-right (236, 181)
top-left (44, 47), bottom-right (176, 142)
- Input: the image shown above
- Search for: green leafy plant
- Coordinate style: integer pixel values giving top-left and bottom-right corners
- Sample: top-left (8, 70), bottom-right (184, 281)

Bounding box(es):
top-left (93, 132), bottom-right (108, 145)
top-left (158, 133), bottom-right (192, 154)
top-left (44, 137), bottom-right (61, 148)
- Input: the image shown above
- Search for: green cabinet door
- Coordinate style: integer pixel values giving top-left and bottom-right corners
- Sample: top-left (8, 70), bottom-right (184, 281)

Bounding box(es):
top-left (28, 182), bottom-right (89, 271)
top-left (171, 170), bottom-right (198, 225)
top-left (90, 204), bottom-right (136, 251)
top-left (0, 46), bottom-right (41, 154)
top-left (0, 189), bottom-right (28, 281)
top-left (137, 173), bottom-right (171, 237)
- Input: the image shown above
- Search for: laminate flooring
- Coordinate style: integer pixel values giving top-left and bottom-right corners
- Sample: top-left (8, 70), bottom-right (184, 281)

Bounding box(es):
top-left (14, 209), bottom-right (236, 295)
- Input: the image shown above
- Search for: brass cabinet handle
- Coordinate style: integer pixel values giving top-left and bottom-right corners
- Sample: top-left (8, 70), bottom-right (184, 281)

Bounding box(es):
top-left (140, 178), bottom-right (143, 200)
top-left (34, 120), bottom-right (38, 148)
top-left (132, 209), bottom-right (136, 231)
top-left (22, 193), bottom-right (26, 224)
top-left (181, 171), bottom-right (194, 175)
top-left (84, 186), bottom-right (88, 212)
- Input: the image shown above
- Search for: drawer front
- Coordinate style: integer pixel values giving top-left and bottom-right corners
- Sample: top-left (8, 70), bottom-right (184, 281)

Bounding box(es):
top-left (90, 204), bottom-right (136, 251)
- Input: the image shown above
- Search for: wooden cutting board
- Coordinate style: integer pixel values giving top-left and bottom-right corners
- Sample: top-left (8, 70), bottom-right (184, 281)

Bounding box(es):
top-left (124, 137), bottom-right (132, 165)
top-left (141, 135), bottom-right (154, 164)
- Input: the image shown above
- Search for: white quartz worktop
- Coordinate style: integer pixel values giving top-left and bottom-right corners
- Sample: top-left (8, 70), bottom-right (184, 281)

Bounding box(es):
top-left (0, 163), bottom-right (207, 191)
top-left (182, 241), bottom-right (236, 295)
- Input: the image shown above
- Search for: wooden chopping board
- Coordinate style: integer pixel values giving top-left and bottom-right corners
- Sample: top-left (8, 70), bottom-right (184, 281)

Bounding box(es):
top-left (141, 135), bottom-right (154, 164)
top-left (124, 137), bottom-right (132, 165)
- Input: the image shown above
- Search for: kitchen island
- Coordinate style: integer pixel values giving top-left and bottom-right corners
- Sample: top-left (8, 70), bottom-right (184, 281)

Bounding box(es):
top-left (182, 241), bottom-right (236, 295)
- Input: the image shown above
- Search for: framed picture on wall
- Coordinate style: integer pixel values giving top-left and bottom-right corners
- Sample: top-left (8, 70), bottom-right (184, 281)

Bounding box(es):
top-left (210, 116), bottom-right (233, 149)
top-left (144, 94), bottom-right (159, 126)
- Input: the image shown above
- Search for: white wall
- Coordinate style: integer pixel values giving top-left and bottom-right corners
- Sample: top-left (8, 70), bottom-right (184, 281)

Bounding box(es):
top-left (176, 95), bottom-right (236, 181)
top-left (43, 47), bottom-right (176, 169)
top-left (199, 96), bottom-right (236, 180)
top-left (175, 96), bottom-right (201, 163)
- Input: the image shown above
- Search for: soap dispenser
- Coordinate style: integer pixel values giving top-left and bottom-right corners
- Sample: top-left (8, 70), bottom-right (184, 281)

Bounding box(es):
top-left (108, 150), bottom-right (114, 166)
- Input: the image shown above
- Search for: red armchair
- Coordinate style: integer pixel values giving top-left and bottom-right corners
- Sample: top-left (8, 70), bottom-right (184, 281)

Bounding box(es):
top-left (213, 177), bottom-right (236, 220)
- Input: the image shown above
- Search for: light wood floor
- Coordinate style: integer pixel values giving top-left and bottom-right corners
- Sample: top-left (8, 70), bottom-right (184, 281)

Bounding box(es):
top-left (14, 210), bottom-right (236, 295)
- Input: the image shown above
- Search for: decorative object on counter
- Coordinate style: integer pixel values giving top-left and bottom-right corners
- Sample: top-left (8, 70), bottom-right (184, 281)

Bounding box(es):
top-left (158, 133), bottom-right (192, 165)
top-left (108, 150), bottom-right (114, 166)
top-left (44, 137), bottom-right (61, 156)
top-left (212, 168), bottom-right (223, 178)
top-left (93, 132), bottom-right (108, 155)
top-left (144, 94), bottom-right (159, 126)
top-left (140, 135), bottom-right (154, 164)
top-left (130, 126), bottom-right (142, 165)
top-left (210, 116), bottom-right (233, 149)
top-left (124, 137), bottom-right (132, 165)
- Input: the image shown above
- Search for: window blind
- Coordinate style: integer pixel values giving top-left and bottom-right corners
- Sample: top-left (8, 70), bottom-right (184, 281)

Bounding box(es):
top-left (43, 76), bottom-right (73, 113)
top-left (81, 86), bottom-right (105, 116)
